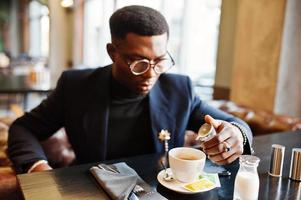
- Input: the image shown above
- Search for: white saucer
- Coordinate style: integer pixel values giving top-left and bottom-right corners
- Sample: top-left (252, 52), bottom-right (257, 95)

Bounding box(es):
top-left (157, 168), bottom-right (215, 194)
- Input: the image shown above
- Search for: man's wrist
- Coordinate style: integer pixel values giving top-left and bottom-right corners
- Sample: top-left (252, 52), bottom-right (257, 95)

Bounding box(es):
top-left (27, 160), bottom-right (50, 173)
top-left (230, 122), bottom-right (248, 146)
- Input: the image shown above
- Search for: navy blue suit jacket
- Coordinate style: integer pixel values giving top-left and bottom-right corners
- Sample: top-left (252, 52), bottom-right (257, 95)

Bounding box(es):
top-left (8, 66), bottom-right (252, 172)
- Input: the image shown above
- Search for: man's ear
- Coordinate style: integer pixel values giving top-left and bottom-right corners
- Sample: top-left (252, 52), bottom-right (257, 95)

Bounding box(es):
top-left (106, 43), bottom-right (116, 62)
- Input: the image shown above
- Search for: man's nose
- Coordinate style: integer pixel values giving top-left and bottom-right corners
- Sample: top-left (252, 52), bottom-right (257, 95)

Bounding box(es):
top-left (143, 65), bottom-right (157, 78)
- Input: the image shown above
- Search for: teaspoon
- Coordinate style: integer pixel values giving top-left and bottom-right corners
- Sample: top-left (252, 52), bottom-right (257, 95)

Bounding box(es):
top-left (160, 160), bottom-right (174, 182)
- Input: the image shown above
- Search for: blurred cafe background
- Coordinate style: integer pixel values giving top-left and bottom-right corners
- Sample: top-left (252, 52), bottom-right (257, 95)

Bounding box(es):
top-left (0, 0), bottom-right (300, 199)
top-left (0, 0), bottom-right (301, 116)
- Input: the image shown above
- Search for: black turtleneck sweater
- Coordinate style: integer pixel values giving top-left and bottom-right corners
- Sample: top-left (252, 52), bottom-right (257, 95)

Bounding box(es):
top-left (106, 77), bottom-right (154, 160)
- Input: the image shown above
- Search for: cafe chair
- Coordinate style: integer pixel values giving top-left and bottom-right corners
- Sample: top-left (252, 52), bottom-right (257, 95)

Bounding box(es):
top-left (0, 119), bottom-right (75, 200)
top-left (0, 121), bottom-right (22, 200)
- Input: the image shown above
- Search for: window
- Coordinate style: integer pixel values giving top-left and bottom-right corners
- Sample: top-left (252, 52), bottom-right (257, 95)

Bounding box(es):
top-left (29, 0), bottom-right (49, 58)
top-left (83, 0), bottom-right (114, 67)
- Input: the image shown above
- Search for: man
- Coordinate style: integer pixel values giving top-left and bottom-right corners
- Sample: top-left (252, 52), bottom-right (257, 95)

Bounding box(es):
top-left (8, 5), bottom-right (252, 173)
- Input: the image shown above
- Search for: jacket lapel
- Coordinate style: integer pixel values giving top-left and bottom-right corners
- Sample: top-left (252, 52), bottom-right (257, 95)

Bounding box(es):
top-left (149, 80), bottom-right (176, 153)
top-left (83, 67), bottom-right (176, 160)
top-left (83, 67), bottom-right (111, 161)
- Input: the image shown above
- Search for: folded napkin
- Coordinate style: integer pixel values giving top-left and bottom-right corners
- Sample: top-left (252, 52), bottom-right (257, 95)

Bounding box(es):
top-left (90, 162), bottom-right (167, 200)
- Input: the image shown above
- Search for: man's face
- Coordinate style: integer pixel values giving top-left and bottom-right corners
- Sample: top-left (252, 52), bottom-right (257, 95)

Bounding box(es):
top-left (108, 32), bottom-right (168, 95)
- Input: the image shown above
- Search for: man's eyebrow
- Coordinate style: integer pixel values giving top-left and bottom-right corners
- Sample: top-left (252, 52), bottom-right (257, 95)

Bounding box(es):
top-left (156, 53), bottom-right (168, 59)
top-left (125, 52), bottom-right (167, 60)
top-left (124, 53), bottom-right (146, 60)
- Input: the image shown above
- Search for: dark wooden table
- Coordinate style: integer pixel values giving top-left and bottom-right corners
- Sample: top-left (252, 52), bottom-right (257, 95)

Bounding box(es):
top-left (17, 131), bottom-right (301, 200)
top-left (0, 75), bottom-right (52, 110)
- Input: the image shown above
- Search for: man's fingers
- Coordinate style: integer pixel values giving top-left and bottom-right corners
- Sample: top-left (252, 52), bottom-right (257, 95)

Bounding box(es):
top-left (202, 120), bottom-right (245, 165)
top-left (202, 127), bottom-right (231, 150)
top-left (214, 153), bottom-right (240, 165)
top-left (207, 142), bottom-right (243, 165)
top-left (204, 115), bottom-right (221, 129)
top-left (204, 137), bottom-right (235, 155)
top-left (208, 150), bottom-right (235, 163)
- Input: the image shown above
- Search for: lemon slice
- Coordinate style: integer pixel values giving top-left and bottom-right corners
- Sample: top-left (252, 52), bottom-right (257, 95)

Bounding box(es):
top-left (183, 178), bottom-right (215, 192)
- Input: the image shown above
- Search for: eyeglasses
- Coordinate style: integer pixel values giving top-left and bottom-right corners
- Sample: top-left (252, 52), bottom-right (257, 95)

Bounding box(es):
top-left (119, 51), bottom-right (175, 76)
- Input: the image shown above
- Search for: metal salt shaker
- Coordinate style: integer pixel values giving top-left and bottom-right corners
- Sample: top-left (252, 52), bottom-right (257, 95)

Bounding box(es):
top-left (269, 144), bottom-right (285, 177)
top-left (289, 148), bottom-right (301, 181)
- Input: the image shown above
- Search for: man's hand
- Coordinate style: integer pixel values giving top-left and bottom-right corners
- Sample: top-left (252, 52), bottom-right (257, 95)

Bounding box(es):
top-left (28, 161), bottom-right (53, 173)
top-left (201, 115), bottom-right (244, 165)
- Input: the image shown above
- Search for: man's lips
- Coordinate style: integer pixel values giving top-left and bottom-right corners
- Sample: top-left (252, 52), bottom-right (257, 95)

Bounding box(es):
top-left (139, 80), bottom-right (155, 87)
top-left (137, 81), bottom-right (155, 92)
top-left (140, 82), bottom-right (153, 87)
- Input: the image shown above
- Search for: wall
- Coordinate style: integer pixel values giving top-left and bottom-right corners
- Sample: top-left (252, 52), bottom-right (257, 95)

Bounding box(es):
top-left (0, 0), bottom-right (10, 52)
top-left (19, 0), bottom-right (29, 54)
top-left (230, 0), bottom-right (286, 112)
top-left (72, 0), bottom-right (84, 67)
top-left (274, 0), bottom-right (301, 117)
top-left (48, 0), bottom-right (73, 86)
top-left (9, 0), bottom-right (20, 57)
top-left (214, 0), bottom-right (238, 90)
top-left (213, 0), bottom-right (238, 99)
top-left (215, 0), bottom-right (287, 112)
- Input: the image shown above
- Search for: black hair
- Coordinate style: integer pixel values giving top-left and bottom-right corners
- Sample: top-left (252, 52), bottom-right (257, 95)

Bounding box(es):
top-left (109, 5), bottom-right (169, 39)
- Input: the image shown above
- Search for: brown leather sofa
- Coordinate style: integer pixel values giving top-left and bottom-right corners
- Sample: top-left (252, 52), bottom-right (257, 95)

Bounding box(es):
top-left (0, 121), bottom-right (22, 200)
top-left (1, 100), bottom-right (301, 199)
top-left (209, 100), bottom-right (301, 136)
top-left (0, 120), bottom-right (74, 200)
top-left (184, 100), bottom-right (301, 147)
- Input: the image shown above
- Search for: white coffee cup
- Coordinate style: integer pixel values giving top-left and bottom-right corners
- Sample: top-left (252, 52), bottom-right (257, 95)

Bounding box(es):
top-left (168, 147), bottom-right (206, 183)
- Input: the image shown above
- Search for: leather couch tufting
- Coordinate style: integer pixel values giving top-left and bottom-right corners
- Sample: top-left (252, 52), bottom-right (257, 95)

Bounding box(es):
top-left (209, 100), bottom-right (301, 136)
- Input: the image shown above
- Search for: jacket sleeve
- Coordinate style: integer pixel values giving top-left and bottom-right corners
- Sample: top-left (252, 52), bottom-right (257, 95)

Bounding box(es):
top-left (8, 72), bottom-right (67, 173)
top-left (185, 77), bottom-right (253, 154)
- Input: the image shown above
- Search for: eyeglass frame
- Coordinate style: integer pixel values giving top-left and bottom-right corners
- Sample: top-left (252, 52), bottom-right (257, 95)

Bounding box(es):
top-left (113, 45), bottom-right (175, 75)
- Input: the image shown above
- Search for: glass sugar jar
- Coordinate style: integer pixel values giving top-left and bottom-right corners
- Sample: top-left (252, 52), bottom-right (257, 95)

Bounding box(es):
top-left (233, 155), bottom-right (260, 200)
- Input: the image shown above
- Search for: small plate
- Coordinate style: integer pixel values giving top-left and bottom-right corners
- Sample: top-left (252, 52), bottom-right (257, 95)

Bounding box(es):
top-left (157, 168), bottom-right (215, 194)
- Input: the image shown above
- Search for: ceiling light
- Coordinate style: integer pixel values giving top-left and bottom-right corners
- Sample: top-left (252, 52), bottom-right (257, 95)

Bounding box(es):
top-left (60, 0), bottom-right (74, 8)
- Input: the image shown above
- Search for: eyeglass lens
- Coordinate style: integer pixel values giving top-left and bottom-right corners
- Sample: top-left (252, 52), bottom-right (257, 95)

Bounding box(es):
top-left (131, 59), bottom-right (173, 74)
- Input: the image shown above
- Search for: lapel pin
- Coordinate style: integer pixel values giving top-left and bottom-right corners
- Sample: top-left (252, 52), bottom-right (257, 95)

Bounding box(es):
top-left (158, 129), bottom-right (171, 152)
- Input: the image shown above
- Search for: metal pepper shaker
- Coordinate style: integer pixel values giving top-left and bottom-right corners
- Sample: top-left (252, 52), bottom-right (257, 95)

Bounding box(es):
top-left (269, 144), bottom-right (285, 177)
top-left (289, 148), bottom-right (301, 181)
